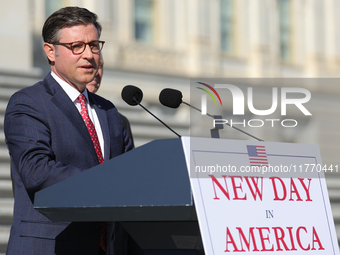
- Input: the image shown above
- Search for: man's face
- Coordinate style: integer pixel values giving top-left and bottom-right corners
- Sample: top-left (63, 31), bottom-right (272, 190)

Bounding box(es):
top-left (48, 24), bottom-right (100, 92)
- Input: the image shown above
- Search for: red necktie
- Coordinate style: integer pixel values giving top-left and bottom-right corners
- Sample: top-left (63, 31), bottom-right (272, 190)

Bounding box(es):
top-left (78, 94), bottom-right (106, 251)
top-left (78, 94), bottom-right (104, 164)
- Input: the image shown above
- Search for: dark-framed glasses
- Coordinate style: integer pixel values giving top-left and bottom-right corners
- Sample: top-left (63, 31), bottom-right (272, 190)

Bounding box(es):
top-left (52, 41), bottom-right (105, 55)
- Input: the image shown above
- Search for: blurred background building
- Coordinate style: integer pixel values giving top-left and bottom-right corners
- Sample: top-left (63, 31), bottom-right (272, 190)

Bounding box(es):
top-left (1, 0), bottom-right (340, 253)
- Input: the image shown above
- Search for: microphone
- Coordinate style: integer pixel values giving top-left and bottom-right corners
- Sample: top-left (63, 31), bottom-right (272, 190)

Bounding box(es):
top-left (121, 85), bottom-right (143, 106)
top-left (159, 88), bottom-right (264, 141)
top-left (158, 88), bottom-right (183, 108)
top-left (121, 85), bottom-right (181, 138)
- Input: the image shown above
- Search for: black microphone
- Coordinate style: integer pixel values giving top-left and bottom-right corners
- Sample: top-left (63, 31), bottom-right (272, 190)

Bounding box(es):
top-left (121, 85), bottom-right (143, 106)
top-left (159, 88), bottom-right (183, 108)
top-left (121, 85), bottom-right (181, 138)
top-left (159, 88), bottom-right (264, 141)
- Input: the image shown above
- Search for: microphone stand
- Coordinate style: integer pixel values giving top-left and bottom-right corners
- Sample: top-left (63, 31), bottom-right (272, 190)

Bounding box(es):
top-left (134, 97), bottom-right (181, 138)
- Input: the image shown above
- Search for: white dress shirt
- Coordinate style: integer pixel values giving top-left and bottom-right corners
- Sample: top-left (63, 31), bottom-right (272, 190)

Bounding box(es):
top-left (51, 71), bottom-right (105, 157)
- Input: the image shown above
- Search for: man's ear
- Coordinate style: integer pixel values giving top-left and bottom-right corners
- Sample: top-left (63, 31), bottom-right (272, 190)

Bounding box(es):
top-left (43, 43), bottom-right (56, 63)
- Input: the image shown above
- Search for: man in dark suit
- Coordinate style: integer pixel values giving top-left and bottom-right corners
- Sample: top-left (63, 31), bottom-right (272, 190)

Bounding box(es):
top-left (4, 6), bottom-right (133, 255)
top-left (86, 55), bottom-right (134, 147)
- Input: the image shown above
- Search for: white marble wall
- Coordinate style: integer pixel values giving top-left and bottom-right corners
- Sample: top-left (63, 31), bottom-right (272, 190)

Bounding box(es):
top-left (0, 0), bottom-right (34, 74)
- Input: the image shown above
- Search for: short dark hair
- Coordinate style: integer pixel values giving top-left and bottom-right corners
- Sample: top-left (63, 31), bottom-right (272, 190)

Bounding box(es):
top-left (42, 6), bottom-right (102, 43)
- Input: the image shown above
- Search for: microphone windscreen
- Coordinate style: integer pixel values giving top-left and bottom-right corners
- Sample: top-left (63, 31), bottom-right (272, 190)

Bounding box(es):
top-left (159, 88), bottom-right (183, 108)
top-left (121, 85), bottom-right (143, 106)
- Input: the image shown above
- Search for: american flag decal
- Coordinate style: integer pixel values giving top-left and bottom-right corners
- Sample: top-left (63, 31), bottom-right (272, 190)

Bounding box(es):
top-left (247, 145), bottom-right (269, 167)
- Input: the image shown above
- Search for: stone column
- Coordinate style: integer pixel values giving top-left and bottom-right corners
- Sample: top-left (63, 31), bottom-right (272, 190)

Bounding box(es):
top-left (0, 0), bottom-right (35, 74)
top-left (247, 0), bottom-right (278, 77)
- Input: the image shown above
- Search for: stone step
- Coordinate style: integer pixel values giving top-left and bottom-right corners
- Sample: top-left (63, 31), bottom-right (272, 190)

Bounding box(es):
top-left (0, 199), bottom-right (13, 225)
top-left (336, 225), bottom-right (340, 243)
top-left (128, 115), bottom-right (189, 128)
top-left (134, 138), bottom-right (157, 148)
top-left (332, 205), bottom-right (340, 244)
top-left (326, 177), bottom-right (340, 204)
top-left (0, 132), bottom-right (7, 148)
top-left (0, 88), bottom-right (19, 101)
top-left (131, 125), bottom-right (189, 140)
top-left (0, 225), bottom-right (10, 254)
top-left (0, 163), bottom-right (11, 180)
top-left (326, 177), bottom-right (340, 189)
top-left (0, 74), bottom-right (38, 89)
top-left (0, 102), bottom-right (7, 114)
top-left (329, 190), bottom-right (340, 203)
top-left (0, 180), bottom-right (13, 198)
top-left (0, 148), bottom-right (9, 163)
top-left (332, 203), bottom-right (340, 221)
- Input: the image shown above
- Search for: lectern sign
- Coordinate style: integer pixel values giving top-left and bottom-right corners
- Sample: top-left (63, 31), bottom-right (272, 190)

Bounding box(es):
top-left (181, 137), bottom-right (339, 255)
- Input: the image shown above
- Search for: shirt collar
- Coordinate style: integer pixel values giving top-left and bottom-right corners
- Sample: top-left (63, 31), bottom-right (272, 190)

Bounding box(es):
top-left (51, 71), bottom-right (90, 103)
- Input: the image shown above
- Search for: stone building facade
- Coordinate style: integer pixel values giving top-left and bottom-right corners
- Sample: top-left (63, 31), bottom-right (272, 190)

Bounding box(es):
top-left (1, 0), bottom-right (340, 253)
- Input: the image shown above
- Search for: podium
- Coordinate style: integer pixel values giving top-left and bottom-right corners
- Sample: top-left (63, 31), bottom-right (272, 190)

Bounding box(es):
top-left (34, 137), bottom-right (340, 255)
top-left (34, 138), bottom-right (203, 253)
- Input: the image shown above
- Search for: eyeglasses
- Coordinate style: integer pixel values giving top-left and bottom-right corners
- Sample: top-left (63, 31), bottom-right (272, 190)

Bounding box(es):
top-left (52, 41), bottom-right (105, 55)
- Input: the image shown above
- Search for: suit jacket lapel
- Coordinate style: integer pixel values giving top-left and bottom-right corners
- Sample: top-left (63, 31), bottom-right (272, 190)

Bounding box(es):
top-left (44, 74), bottom-right (100, 163)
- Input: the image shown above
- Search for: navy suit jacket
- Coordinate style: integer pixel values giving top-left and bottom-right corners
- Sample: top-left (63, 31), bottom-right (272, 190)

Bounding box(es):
top-left (4, 73), bottom-right (133, 255)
